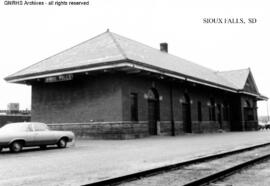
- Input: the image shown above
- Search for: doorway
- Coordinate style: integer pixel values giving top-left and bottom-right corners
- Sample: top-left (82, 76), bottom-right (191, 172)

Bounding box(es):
top-left (182, 93), bottom-right (192, 133)
top-left (148, 88), bottom-right (160, 135)
top-left (244, 100), bottom-right (254, 130)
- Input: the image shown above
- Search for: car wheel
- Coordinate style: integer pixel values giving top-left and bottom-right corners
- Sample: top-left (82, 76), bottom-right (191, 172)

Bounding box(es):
top-left (10, 141), bottom-right (23, 153)
top-left (0, 147), bottom-right (2, 152)
top-left (40, 145), bottom-right (47, 150)
top-left (57, 138), bottom-right (67, 148)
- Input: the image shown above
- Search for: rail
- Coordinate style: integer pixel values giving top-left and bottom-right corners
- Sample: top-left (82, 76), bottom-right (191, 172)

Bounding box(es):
top-left (82, 142), bottom-right (270, 186)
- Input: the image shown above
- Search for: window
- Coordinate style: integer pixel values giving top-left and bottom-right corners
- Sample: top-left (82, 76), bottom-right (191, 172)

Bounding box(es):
top-left (130, 93), bottom-right (138, 121)
top-left (209, 98), bottom-right (216, 121)
top-left (223, 103), bottom-right (230, 121)
top-left (244, 100), bottom-right (254, 121)
top-left (197, 101), bottom-right (202, 122)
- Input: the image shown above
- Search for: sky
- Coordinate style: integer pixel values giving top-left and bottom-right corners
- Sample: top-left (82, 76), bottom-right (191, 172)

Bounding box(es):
top-left (0, 0), bottom-right (269, 116)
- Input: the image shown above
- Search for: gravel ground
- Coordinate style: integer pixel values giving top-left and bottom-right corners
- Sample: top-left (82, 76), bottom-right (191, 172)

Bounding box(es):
top-left (1, 131), bottom-right (270, 186)
top-left (121, 146), bottom-right (270, 186)
top-left (213, 159), bottom-right (270, 186)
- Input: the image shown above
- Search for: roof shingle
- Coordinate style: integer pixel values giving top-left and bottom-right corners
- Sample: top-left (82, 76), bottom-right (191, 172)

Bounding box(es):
top-left (4, 31), bottom-right (260, 95)
top-left (216, 68), bottom-right (250, 90)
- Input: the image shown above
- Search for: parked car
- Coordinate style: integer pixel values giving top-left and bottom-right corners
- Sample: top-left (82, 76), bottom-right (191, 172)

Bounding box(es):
top-left (0, 122), bottom-right (75, 153)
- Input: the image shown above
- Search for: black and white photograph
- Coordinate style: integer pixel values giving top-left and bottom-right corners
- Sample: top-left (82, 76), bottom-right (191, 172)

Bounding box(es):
top-left (1, 0), bottom-right (270, 185)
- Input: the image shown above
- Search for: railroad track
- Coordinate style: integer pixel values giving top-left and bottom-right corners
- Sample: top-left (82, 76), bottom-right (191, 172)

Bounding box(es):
top-left (82, 142), bottom-right (270, 186)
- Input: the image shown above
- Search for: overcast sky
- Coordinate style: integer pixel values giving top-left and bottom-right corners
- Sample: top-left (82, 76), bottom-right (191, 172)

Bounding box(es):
top-left (0, 0), bottom-right (269, 116)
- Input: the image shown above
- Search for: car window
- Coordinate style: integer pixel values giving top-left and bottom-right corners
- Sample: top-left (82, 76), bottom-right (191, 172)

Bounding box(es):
top-left (34, 123), bottom-right (49, 131)
top-left (26, 124), bottom-right (33, 132)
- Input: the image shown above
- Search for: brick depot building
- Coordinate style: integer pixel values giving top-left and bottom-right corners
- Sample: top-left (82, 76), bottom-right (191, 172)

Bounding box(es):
top-left (5, 31), bottom-right (267, 139)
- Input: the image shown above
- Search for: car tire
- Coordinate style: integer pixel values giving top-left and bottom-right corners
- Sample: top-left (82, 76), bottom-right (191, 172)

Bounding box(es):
top-left (40, 145), bottom-right (47, 150)
top-left (10, 141), bottom-right (23, 153)
top-left (57, 138), bottom-right (67, 148)
top-left (0, 147), bottom-right (2, 152)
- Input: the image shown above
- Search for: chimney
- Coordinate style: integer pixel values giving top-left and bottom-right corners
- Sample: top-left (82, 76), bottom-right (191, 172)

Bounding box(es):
top-left (160, 43), bottom-right (168, 53)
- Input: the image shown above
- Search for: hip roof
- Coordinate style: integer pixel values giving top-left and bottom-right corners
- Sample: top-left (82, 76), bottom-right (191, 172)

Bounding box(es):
top-left (4, 30), bottom-right (265, 99)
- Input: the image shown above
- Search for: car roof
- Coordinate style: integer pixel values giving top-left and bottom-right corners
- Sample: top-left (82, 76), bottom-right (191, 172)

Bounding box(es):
top-left (5, 122), bottom-right (45, 126)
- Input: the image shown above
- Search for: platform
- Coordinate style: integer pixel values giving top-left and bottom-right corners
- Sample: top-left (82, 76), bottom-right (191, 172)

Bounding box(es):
top-left (1, 131), bottom-right (270, 186)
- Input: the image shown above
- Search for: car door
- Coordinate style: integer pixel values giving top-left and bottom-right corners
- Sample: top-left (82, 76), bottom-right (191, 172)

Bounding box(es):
top-left (19, 123), bottom-right (36, 146)
top-left (32, 123), bottom-right (57, 145)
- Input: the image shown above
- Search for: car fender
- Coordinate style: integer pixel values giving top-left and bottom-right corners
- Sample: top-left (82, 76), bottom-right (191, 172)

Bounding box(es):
top-left (8, 138), bottom-right (25, 146)
top-left (56, 135), bottom-right (69, 142)
top-left (54, 131), bottom-right (74, 142)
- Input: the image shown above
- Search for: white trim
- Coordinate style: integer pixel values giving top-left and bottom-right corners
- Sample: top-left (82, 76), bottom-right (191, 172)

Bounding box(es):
top-left (7, 63), bottom-right (131, 83)
top-left (131, 64), bottom-right (185, 80)
top-left (239, 91), bottom-right (267, 100)
top-left (186, 78), bottom-right (237, 93)
top-left (131, 64), bottom-right (236, 92)
top-left (238, 91), bottom-right (259, 97)
top-left (9, 62), bottom-right (238, 93)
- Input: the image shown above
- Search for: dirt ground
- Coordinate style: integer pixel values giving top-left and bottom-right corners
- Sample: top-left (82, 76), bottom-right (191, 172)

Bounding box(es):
top-left (1, 131), bottom-right (270, 186)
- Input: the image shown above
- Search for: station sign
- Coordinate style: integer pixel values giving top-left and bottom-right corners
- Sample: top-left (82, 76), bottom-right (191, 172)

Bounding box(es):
top-left (45, 74), bottom-right (73, 83)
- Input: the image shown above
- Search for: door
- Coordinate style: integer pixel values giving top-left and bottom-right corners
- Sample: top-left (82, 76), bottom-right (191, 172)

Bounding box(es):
top-left (32, 123), bottom-right (57, 145)
top-left (243, 100), bottom-right (254, 130)
top-left (182, 103), bottom-right (192, 133)
top-left (182, 93), bottom-right (192, 133)
top-left (147, 88), bottom-right (160, 135)
top-left (217, 104), bottom-right (222, 129)
top-left (148, 99), bottom-right (158, 135)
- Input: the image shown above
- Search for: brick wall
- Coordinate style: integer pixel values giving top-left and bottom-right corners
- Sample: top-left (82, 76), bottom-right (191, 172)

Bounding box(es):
top-left (48, 121), bottom-right (148, 139)
top-left (0, 115), bottom-right (31, 127)
top-left (30, 73), bottom-right (258, 139)
top-left (121, 74), bottom-right (247, 136)
top-left (31, 74), bottom-right (123, 123)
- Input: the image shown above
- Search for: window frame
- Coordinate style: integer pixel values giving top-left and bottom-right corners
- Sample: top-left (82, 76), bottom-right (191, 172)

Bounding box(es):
top-left (209, 98), bottom-right (216, 121)
top-left (130, 93), bottom-right (138, 122)
top-left (197, 101), bottom-right (202, 122)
